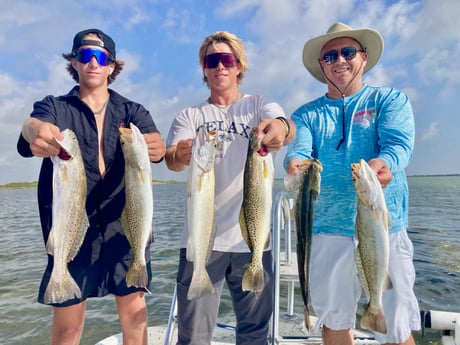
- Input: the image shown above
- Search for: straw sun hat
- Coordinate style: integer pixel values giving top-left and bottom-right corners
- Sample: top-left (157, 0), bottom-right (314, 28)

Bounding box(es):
top-left (302, 22), bottom-right (384, 83)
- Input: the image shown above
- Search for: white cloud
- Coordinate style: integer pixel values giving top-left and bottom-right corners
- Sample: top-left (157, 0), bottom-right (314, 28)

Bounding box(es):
top-left (0, 0), bottom-right (459, 183)
top-left (419, 122), bottom-right (439, 141)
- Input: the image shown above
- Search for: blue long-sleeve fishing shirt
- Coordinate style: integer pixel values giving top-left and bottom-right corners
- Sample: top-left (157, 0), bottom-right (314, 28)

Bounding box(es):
top-left (284, 84), bottom-right (415, 236)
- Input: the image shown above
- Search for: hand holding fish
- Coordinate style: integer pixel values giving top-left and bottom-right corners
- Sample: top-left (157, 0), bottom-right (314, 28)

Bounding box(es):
top-left (22, 118), bottom-right (63, 157)
top-left (368, 158), bottom-right (392, 188)
top-left (144, 132), bottom-right (166, 162)
top-left (286, 157), bottom-right (304, 176)
top-left (166, 138), bottom-right (193, 171)
top-left (253, 117), bottom-right (294, 152)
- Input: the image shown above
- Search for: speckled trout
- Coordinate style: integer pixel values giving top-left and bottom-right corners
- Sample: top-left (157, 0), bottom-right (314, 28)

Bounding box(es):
top-left (351, 159), bottom-right (393, 334)
top-left (44, 129), bottom-right (89, 304)
top-left (240, 130), bottom-right (274, 292)
top-left (186, 130), bottom-right (217, 300)
top-left (120, 123), bottom-right (153, 289)
top-left (295, 158), bottom-right (322, 331)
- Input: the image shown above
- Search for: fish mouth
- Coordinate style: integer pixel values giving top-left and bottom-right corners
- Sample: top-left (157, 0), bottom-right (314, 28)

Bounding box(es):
top-left (119, 127), bottom-right (132, 135)
top-left (257, 146), bottom-right (268, 157)
top-left (119, 127), bottom-right (134, 144)
top-left (350, 162), bottom-right (362, 181)
top-left (298, 158), bottom-right (323, 173)
top-left (58, 148), bottom-right (72, 160)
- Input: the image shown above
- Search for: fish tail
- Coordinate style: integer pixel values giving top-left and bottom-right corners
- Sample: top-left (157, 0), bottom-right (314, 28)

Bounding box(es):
top-left (44, 271), bottom-right (81, 304)
top-left (187, 269), bottom-right (214, 300)
top-left (360, 304), bottom-right (387, 334)
top-left (242, 260), bottom-right (264, 293)
top-left (126, 260), bottom-right (148, 288)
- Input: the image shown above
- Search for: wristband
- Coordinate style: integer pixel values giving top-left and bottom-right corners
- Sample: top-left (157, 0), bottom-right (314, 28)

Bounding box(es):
top-left (151, 156), bottom-right (164, 164)
top-left (276, 117), bottom-right (290, 138)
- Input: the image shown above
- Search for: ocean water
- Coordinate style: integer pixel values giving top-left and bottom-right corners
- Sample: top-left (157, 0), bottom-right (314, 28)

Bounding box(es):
top-left (0, 176), bottom-right (459, 344)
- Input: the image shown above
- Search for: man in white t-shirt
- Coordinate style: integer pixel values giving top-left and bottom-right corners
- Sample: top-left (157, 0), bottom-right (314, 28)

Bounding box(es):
top-left (165, 31), bottom-right (295, 345)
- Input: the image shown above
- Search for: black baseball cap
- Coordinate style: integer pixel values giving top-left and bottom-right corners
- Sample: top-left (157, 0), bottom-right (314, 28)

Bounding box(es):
top-left (71, 28), bottom-right (116, 59)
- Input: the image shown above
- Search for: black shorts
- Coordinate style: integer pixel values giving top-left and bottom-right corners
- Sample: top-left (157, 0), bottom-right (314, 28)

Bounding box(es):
top-left (38, 223), bottom-right (152, 307)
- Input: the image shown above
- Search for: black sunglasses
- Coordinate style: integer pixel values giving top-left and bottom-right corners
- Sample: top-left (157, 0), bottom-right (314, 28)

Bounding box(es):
top-left (203, 53), bottom-right (238, 69)
top-left (321, 46), bottom-right (365, 65)
top-left (74, 48), bottom-right (114, 66)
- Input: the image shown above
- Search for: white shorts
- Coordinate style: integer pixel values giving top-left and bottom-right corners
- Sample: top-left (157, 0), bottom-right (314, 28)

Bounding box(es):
top-left (310, 231), bottom-right (421, 343)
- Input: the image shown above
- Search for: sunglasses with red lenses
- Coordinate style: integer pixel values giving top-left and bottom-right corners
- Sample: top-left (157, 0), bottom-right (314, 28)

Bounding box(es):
top-left (74, 48), bottom-right (114, 66)
top-left (203, 53), bottom-right (238, 69)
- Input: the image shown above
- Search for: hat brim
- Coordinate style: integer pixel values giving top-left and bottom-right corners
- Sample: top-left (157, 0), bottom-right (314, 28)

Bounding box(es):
top-left (302, 27), bottom-right (383, 83)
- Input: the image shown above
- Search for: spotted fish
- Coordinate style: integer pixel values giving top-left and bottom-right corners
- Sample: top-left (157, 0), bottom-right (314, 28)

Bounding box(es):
top-left (240, 129), bottom-right (274, 292)
top-left (120, 123), bottom-right (154, 289)
top-left (44, 129), bottom-right (89, 304)
top-left (186, 130), bottom-right (217, 300)
top-left (295, 158), bottom-right (322, 331)
top-left (351, 158), bottom-right (392, 334)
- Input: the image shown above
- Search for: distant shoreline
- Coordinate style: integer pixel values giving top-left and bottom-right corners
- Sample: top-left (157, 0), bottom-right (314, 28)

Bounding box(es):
top-left (0, 180), bottom-right (186, 190)
top-left (1, 175), bottom-right (458, 190)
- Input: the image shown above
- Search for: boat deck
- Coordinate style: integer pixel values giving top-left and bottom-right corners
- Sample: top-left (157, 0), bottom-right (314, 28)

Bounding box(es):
top-left (96, 315), bottom-right (379, 345)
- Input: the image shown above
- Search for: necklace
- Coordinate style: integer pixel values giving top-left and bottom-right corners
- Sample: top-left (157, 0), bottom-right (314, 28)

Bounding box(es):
top-left (207, 93), bottom-right (243, 107)
top-left (207, 93), bottom-right (243, 117)
top-left (93, 98), bottom-right (109, 116)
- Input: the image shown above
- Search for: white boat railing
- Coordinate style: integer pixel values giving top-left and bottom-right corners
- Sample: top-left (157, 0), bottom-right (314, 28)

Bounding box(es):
top-left (270, 191), bottom-right (379, 344)
top-left (421, 310), bottom-right (460, 345)
top-left (97, 191), bottom-right (460, 345)
top-left (270, 192), bottom-right (460, 345)
top-left (162, 191), bottom-right (460, 345)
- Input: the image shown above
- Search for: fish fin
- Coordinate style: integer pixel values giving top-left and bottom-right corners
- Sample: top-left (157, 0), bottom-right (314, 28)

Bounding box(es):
top-left (44, 269), bottom-right (81, 304)
top-left (139, 167), bottom-right (146, 184)
top-left (46, 229), bottom-right (56, 255)
top-left (263, 160), bottom-right (269, 179)
top-left (383, 271), bottom-right (393, 291)
top-left (126, 260), bottom-right (149, 288)
top-left (242, 260), bottom-right (264, 292)
top-left (304, 306), bottom-right (312, 332)
top-left (196, 173), bottom-right (203, 192)
top-left (263, 232), bottom-right (270, 250)
top-left (360, 305), bottom-right (387, 334)
top-left (371, 206), bottom-right (382, 223)
top-left (187, 269), bottom-right (214, 300)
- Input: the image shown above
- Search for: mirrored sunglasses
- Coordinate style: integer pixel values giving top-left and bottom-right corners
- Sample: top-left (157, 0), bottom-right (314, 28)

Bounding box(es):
top-left (321, 46), bottom-right (365, 65)
top-left (74, 48), bottom-right (113, 66)
top-left (203, 53), bottom-right (238, 69)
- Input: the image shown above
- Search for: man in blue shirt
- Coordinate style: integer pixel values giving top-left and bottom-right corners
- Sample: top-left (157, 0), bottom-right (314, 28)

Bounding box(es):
top-left (284, 22), bottom-right (420, 345)
top-left (17, 29), bottom-right (165, 344)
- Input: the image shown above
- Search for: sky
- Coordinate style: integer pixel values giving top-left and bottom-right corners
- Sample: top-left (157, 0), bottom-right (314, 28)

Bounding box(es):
top-left (1, 0), bottom-right (459, 184)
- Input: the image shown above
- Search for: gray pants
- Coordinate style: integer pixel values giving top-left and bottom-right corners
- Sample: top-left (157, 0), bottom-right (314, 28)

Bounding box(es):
top-left (176, 249), bottom-right (274, 345)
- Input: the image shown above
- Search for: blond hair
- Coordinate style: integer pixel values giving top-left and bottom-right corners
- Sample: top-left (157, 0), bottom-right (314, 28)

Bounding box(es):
top-left (199, 31), bottom-right (249, 86)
